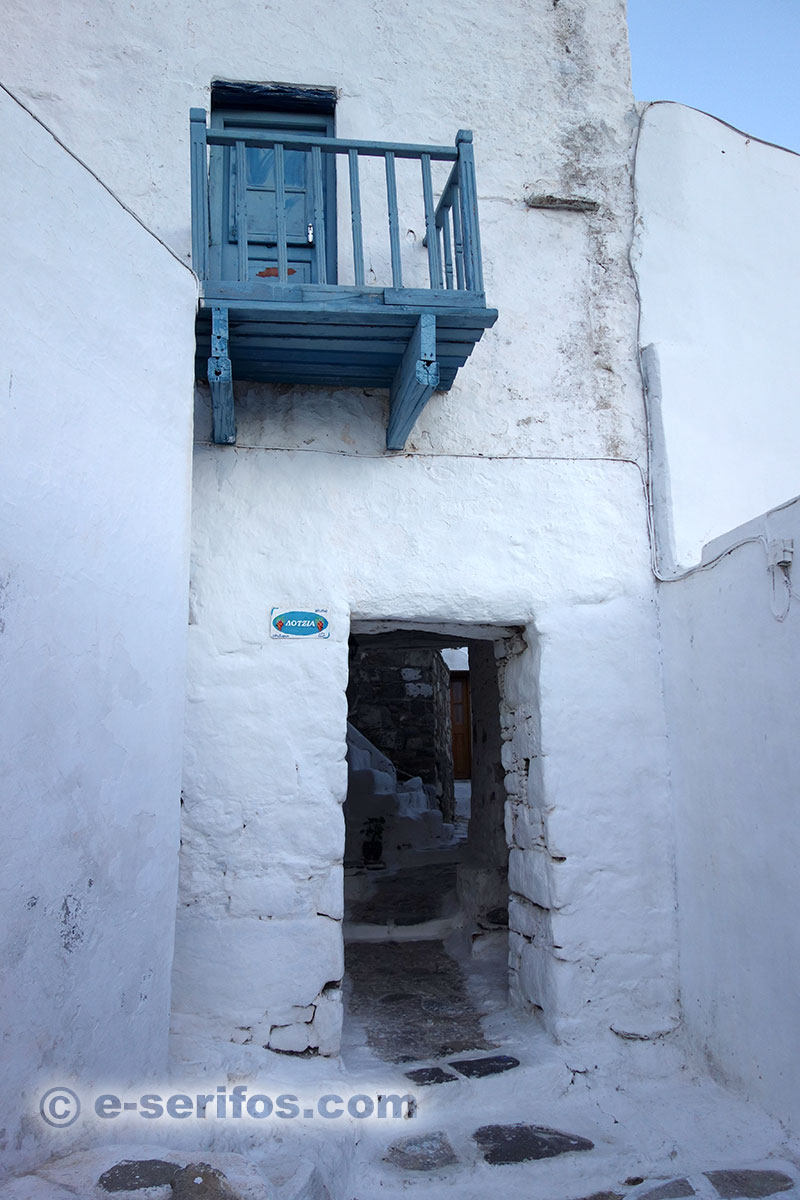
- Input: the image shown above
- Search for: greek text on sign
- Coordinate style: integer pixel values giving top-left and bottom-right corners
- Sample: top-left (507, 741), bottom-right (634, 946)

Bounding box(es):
top-left (271, 608), bottom-right (330, 639)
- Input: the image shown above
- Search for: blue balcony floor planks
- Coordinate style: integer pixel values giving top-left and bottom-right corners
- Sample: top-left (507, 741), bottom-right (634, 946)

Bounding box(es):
top-left (195, 284), bottom-right (497, 448)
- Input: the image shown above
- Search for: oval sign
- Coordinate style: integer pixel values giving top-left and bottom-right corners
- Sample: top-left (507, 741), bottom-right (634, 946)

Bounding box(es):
top-left (271, 609), bottom-right (329, 639)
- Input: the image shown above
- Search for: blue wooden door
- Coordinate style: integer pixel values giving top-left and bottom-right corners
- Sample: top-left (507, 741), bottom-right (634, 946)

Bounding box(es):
top-left (209, 108), bottom-right (335, 284)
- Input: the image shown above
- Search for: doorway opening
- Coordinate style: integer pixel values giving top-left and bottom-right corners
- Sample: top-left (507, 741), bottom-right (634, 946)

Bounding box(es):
top-left (209, 80), bottom-right (338, 285)
top-left (342, 623), bottom-right (525, 1064)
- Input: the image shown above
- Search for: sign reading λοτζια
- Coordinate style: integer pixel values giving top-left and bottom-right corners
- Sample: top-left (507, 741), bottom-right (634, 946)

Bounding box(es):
top-left (270, 608), bottom-right (330, 639)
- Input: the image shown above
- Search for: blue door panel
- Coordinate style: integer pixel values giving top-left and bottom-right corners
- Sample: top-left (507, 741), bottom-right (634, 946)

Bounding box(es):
top-left (210, 108), bottom-right (336, 284)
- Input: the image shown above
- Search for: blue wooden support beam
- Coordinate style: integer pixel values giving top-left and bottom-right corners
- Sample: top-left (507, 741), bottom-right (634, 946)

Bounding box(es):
top-left (189, 108), bottom-right (209, 280)
top-left (207, 129), bottom-right (458, 161)
top-left (384, 150), bottom-right (402, 288)
top-left (348, 148), bottom-right (365, 287)
top-left (386, 313), bottom-right (439, 450)
top-left (420, 154), bottom-right (443, 290)
top-left (311, 145), bottom-right (328, 284)
top-left (456, 130), bottom-right (483, 293)
top-left (274, 142), bottom-right (289, 283)
top-left (234, 139), bottom-right (249, 282)
top-left (208, 306), bottom-right (236, 444)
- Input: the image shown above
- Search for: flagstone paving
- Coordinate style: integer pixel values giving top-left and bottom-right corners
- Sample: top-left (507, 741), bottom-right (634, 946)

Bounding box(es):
top-left (473, 1122), bottom-right (595, 1165)
top-left (345, 938), bottom-right (494, 1062)
top-left (705, 1170), bottom-right (795, 1198)
top-left (449, 1053), bottom-right (520, 1079)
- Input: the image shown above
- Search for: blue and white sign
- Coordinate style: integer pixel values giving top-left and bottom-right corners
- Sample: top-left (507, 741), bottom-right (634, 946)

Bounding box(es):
top-left (270, 608), bottom-right (330, 639)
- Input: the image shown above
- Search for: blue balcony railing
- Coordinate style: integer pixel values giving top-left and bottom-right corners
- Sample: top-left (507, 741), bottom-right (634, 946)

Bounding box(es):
top-left (189, 110), bottom-right (497, 448)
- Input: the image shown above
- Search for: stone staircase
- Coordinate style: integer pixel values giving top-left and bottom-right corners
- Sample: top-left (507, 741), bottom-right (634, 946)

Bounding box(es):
top-left (344, 722), bottom-right (460, 871)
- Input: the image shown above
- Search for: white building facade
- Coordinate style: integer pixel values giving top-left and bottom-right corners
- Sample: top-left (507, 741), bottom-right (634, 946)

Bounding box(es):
top-left (2, 0), bottom-right (799, 1179)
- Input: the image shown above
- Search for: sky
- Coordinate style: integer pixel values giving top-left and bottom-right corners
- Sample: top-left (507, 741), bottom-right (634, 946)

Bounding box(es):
top-left (627, 0), bottom-right (800, 153)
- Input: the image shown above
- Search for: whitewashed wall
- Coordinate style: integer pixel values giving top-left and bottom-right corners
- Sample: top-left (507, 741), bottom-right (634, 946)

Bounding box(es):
top-left (632, 102), bottom-right (800, 569)
top-left (636, 104), bottom-right (800, 1128)
top-left (177, 454), bottom-right (677, 1054)
top-left (114, 0), bottom-right (684, 1053)
top-left (0, 90), bottom-right (196, 1175)
top-left (4, 0), bottom-right (648, 461)
top-left (659, 499), bottom-right (800, 1132)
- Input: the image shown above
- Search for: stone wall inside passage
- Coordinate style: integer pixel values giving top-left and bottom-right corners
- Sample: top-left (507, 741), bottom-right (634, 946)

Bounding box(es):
top-left (347, 645), bottom-right (455, 820)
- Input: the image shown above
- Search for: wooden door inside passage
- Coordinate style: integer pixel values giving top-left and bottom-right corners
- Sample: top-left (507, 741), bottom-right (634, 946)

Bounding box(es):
top-left (450, 671), bottom-right (472, 780)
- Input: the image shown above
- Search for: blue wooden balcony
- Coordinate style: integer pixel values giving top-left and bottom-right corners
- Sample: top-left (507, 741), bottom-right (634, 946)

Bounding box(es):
top-left (190, 109), bottom-right (497, 448)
